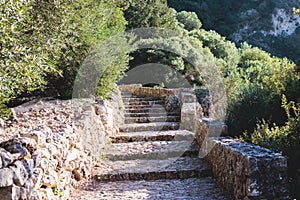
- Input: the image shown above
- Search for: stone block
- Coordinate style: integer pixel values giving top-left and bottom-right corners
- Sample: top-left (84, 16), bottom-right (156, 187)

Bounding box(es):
top-left (41, 171), bottom-right (59, 187)
top-left (0, 140), bottom-right (30, 160)
top-left (0, 185), bottom-right (20, 200)
top-left (0, 148), bottom-right (13, 168)
top-left (165, 94), bottom-right (180, 112)
top-left (180, 103), bottom-right (197, 132)
top-left (181, 93), bottom-right (197, 103)
top-left (22, 130), bottom-right (47, 147)
top-left (0, 168), bottom-right (14, 187)
top-left (9, 161), bottom-right (29, 187)
top-left (32, 168), bottom-right (43, 189)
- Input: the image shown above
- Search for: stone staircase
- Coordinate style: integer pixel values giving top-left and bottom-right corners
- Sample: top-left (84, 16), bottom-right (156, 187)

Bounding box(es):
top-left (71, 93), bottom-right (230, 199)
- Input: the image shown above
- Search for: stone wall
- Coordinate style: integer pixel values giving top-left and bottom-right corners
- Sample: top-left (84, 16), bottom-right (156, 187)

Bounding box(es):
top-left (0, 98), bottom-right (118, 199)
top-left (196, 120), bottom-right (289, 200)
top-left (118, 84), bottom-right (193, 100)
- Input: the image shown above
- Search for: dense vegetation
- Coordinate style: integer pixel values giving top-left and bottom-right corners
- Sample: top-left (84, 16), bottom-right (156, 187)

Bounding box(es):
top-left (1, 0), bottom-right (300, 197)
top-left (0, 0), bottom-right (129, 117)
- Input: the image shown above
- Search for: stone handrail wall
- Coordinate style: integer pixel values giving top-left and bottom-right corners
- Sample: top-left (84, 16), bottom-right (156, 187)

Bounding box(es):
top-left (196, 119), bottom-right (289, 200)
top-left (0, 98), bottom-right (119, 199)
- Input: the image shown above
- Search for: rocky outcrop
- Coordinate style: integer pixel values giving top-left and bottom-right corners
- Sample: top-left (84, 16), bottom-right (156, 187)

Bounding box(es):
top-left (0, 98), bottom-right (119, 199)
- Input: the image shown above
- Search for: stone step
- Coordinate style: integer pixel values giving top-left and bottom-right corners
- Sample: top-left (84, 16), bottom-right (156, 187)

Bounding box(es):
top-left (120, 93), bottom-right (135, 98)
top-left (124, 116), bottom-right (180, 123)
top-left (104, 140), bottom-right (198, 161)
top-left (71, 177), bottom-right (231, 200)
top-left (124, 107), bottom-right (167, 114)
top-left (123, 100), bottom-right (165, 106)
top-left (109, 130), bottom-right (195, 143)
top-left (122, 96), bottom-right (161, 99)
top-left (124, 112), bottom-right (180, 118)
top-left (119, 122), bottom-right (180, 132)
top-left (93, 157), bottom-right (211, 182)
top-left (122, 97), bottom-right (162, 101)
top-left (124, 104), bottom-right (164, 109)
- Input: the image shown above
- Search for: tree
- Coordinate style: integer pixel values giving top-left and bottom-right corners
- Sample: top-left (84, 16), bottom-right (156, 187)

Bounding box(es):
top-left (47, 0), bottom-right (128, 98)
top-left (0, 0), bottom-right (129, 118)
top-left (176, 11), bottom-right (202, 31)
top-left (122, 0), bottom-right (177, 29)
top-left (0, 0), bottom-right (70, 117)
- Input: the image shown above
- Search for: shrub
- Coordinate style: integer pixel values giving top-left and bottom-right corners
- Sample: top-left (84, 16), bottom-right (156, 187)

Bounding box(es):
top-left (0, 0), bottom-right (67, 112)
top-left (226, 83), bottom-right (286, 137)
top-left (0, 0), bottom-right (129, 118)
top-left (176, 11), bottom-right (202, 31)
top-left (192, 30), bottom-right (239, 75)
top-left (225, 43), bottom-right (300, 136)
top-left (47, 0), bottom-right (128, 99)
top-left (242, 95), bottom-right (300, 177)
top-left (122, 0), bottom-right (177, 29)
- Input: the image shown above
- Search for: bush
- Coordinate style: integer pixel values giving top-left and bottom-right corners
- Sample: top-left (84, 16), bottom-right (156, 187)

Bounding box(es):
top-left (0, 0), bottom-right (72, 117)
top-left (176, 11), bottom-right (202, 31)
top-left (192, 30), bottom-right (239, 75)
top-left (226, 83), bottom-right (286, 137)
top-left (122, 0), bottom-right (177, 29)
top-left (242, 95), bottom-right (300, 177)
top-left (0, 0), bottom-right (129, 118)
top-left (75, 35), bottom-right (132, 99)
top-left (225, 43), bottom-right (300, 136)
top-left (47, 0), bottom-right (128, 99)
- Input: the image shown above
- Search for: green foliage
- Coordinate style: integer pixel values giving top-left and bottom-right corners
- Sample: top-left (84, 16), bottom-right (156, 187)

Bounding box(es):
top-left (176, 11), bottom-right (202, 31)
top-left (226, 83), bottom-right (285, 137)
top-left (242, 96), bottom-right (300, 176)
top-left (95, 36), bottom-right (132, 99)
top-left (153, 82), bottom-right (165, 89)
top-left (122, 0), bottom-right (177, 29)
top-left (0, 0), bottom-right (75, 118)
top-left (191, 30), bottom-right (239, 75)
top-left (225, 43), bottom-right (300, 136)
top-left (1, 0), bottom-right (129, 118)
top-left (129, 33), bottom-right (213, 88)
top-left (0, 0), bottom-right (57, 106)
top-left (48, 0), bottom-right (127, 99)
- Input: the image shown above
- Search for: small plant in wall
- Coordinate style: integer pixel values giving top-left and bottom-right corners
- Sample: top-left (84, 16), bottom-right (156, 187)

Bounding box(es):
top-left (52, 187), bottom-right (64, 197)
top-left (154, 82), bottom-right (165, 89)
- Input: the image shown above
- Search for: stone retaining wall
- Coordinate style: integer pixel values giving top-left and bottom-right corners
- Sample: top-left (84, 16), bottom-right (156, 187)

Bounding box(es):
top-left (196, 120), bottom-right (289, 200)
top-left (0, 98), bottom-right (118, 199)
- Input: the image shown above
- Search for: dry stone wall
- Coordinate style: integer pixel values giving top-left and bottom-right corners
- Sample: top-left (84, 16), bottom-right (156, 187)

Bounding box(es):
top-left (0, 98), bottom-right (118, 199)
top-left (196, 119), bottom-right (289, 200)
